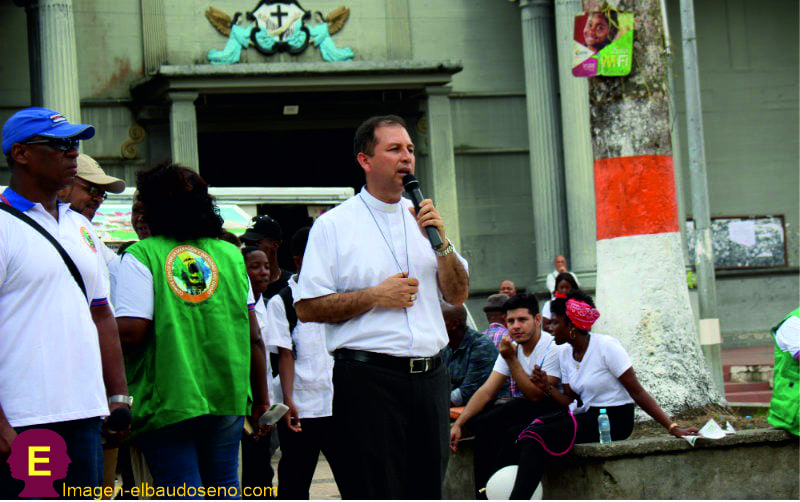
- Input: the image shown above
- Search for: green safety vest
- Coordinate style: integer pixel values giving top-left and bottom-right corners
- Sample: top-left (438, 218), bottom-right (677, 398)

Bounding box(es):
top-left (767, 308), bottom-right (799, 436)
top-left (124, 236), bottom-right (252, 437)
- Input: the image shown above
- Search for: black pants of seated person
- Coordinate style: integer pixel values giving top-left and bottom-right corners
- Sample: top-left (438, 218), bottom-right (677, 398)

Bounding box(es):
top-left (467, 397), bottom-right (562, 498)
top-left (503, 404), bottom-right (635, 499)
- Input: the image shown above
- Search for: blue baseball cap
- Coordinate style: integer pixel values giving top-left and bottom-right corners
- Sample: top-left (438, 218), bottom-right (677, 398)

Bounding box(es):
top-left (2, 107), bottom-right (95, 155)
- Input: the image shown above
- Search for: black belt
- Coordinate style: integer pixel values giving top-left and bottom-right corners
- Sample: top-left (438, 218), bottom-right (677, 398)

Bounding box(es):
top-left (334, 348), bottom-right (443, 374)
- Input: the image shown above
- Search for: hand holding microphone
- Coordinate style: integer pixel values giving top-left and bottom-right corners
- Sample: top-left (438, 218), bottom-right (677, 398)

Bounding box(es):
top-left (402, 174), bottom-right (446, 250)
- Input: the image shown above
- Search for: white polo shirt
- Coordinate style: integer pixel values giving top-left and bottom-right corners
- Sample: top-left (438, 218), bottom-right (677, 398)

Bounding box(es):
top-left (298, 188), bottom-right (469, 357)
top-left (0, 188), bottom-right (109, 427)
top-left (265, 275), bottom-right (333, 419)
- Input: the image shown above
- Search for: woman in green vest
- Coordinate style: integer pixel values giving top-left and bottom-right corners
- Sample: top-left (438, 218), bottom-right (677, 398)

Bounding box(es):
top-left (115, 162), bottom-right (270, 497)
top-left (768, 308), bottom-right (799, 436)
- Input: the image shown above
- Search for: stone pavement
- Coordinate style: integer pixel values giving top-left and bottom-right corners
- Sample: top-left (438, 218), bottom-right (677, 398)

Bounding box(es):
top-left (271, 450), bottom-right (341, 500)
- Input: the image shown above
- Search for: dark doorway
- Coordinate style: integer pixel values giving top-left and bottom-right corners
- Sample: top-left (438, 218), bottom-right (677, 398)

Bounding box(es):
top-left (198, 127), bottom-right (363, 191)
top-left (195, 89), bottom-right (423, 273)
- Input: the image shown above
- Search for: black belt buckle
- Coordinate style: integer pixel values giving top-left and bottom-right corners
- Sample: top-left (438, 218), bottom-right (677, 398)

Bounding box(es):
top-left (409, 357), bottom-right (431, 374)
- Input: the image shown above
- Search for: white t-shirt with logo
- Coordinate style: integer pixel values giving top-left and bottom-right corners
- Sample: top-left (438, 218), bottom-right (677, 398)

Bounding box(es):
top-left (559, 332), bottom-right (634, 414)
top-left (0, 194), bottom-right (109, 427)
top-left (492, 331), bottom-right (561, 381)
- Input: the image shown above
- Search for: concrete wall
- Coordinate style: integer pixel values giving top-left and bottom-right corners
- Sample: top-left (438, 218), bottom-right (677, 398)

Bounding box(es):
top-left (444, 429), bottom-right (800, 499)
top-left (74, 0), bottom-right (144, 99)
top-left (409, 0), bottom-right (535, 292)
top-left (665, 0), bottom-right (799, 345)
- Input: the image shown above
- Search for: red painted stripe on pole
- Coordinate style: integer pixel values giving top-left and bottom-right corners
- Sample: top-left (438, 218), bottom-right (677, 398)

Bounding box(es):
top-left (594, 155), bottom-right (679, 240)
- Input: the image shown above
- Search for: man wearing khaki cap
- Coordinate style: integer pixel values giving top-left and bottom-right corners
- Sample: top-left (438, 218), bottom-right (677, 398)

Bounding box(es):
top-left (58, 153), bottom-right (125, 222)
top-left (483, 293), bottom-right (510, 348)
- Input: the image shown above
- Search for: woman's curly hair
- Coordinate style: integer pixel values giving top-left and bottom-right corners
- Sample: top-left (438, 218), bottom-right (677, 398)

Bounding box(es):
top-left (136, 161), bottom-right (223, 240)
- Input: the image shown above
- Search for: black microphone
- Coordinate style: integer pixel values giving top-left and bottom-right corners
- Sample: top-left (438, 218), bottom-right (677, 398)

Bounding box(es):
top-left (402, 174), bottom-right (443, 250)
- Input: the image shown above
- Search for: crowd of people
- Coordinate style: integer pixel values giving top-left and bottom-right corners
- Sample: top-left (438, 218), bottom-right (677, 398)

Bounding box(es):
top-left (0, 107), bottom-right (795, 501)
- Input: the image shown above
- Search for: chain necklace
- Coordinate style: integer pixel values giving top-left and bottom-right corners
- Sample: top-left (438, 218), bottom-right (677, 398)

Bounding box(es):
top-left (359, 193), bottom-right (409, 275)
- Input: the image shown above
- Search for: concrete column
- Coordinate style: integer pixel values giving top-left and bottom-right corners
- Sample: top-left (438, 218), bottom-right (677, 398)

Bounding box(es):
top-left (169, 92), bottom-right (199, 172)
top-left (553, 0), bottom-right (596, 287)
top-left (141, 0), bottom-right (167, 75)
top-left (425, 86), bottom-right (460, 251)
top-left (587, 0), bottom-right (721, 415)
top-left (519, 0), bottom-right (569, 288)
top-left (38, 0), bottom-right (81, 122)
top-left (384, 0), bottom-right (412, 59)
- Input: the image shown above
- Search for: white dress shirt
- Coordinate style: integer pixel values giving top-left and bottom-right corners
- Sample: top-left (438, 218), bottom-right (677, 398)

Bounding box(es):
top-left (298, 187), bottom-right (469, 357)
top-left (266, 275), bottom-right (333, 418)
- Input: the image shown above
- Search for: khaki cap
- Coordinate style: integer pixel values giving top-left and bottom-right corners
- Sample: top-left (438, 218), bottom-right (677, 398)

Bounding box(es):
top-left (76, 153), bottom-right (125, 193)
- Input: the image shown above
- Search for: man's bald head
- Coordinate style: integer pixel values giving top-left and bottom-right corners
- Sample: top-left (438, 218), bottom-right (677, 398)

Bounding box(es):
top-left (554, 255), bottom-right (567, 272)
top-left (499, 280), bottom-right (516, 297)
top-left (442, 301), bottom-right (468, 329)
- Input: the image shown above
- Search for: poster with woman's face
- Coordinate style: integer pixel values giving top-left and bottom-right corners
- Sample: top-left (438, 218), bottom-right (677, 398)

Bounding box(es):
top-left (572, 10), bottom-right (634, 77)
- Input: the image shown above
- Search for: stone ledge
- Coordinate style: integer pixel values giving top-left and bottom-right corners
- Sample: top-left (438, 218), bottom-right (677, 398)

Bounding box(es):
top-left (158, 60), bottom-right (464, 77)
top-left (571, 428), bottom-right (796, 457)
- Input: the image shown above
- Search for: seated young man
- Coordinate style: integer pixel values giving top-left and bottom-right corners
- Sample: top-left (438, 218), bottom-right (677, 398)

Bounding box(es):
top-left (449, 294), bottom-right (563, 498)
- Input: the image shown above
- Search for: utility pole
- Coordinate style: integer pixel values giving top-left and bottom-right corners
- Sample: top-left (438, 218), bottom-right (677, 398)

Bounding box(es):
top-left (678, 0), bottom-right (725, 395)
top-left (585, 0), bottom-right (722, 415)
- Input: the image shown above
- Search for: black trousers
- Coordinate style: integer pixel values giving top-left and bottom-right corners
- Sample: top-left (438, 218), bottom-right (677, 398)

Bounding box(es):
top-left (466, 397), bottom-right (562, 498)
top-left (331, 357), bottom-right (450, 499)
top-left (276, 416), bottom-right (342, 500)
top-left (241, 428), bottom-right (277, 499)
top-left (506, 404), bottom-right (635, 499)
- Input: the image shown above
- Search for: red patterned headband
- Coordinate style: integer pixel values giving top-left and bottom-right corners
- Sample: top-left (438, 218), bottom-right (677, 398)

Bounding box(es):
top-left (565, 299), bottom-right (600, 331)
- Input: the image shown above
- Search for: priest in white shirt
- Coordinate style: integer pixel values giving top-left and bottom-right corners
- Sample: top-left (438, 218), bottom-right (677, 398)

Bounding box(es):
top-left (296, 115), bottom-right (469, 499)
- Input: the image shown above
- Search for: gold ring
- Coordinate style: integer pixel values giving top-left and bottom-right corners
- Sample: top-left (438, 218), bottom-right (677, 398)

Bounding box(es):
top-left (410, 294), bottom-right (417, 301)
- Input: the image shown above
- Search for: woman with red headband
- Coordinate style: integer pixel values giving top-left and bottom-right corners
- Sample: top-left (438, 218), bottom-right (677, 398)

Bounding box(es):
top-left (505, 290), bottom-right (698, 499)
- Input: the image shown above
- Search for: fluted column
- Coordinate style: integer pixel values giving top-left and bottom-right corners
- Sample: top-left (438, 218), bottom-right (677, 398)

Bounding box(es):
top-left (519, 0), bottom-right (569, 288)
top-left (169, 92), bottom-right (199, 171)
top-left (38, 0), bottom-right (81, 122)
top-left (554, 0), bottom-right (596, 286)
top-left (425, 86), bottom-right (461, 251)
top-left (141, 0), bottom-right (167, 75)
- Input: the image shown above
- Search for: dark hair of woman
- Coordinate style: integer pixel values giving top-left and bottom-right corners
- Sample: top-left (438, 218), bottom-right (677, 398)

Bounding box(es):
top-left (550, 289), bottom-right (596, 320)
top-left (241, 245), bottom-right (261, 259)
top-left (553, 272), bottom-right (579, 293)
top-left (136, 162), bottom-right (223, 241)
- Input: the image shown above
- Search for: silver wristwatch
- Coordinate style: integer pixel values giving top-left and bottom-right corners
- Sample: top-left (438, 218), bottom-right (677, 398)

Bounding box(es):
top-left (108, 394), bottom-right (134, 406)
top-left (434, 241), bottom-right (455, 257)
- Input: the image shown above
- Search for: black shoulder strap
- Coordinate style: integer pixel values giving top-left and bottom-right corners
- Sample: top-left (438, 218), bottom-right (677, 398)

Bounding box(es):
top-left (270, 286), bottom-right (299, 377)
top-left (278, 286), bottom-right (298, 335)
top-left (0, 202), bottom-right (87, 298)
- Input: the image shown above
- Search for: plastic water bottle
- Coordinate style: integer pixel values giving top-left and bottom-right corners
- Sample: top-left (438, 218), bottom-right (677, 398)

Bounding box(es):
top-left (598, 408), bottom-right (612, 444)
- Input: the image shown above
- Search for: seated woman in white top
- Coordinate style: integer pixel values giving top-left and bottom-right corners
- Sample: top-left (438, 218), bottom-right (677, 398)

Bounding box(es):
top-left (541, 272), bottom-right (579, 333)
top-left (507, 290), bottom-right (698, 499)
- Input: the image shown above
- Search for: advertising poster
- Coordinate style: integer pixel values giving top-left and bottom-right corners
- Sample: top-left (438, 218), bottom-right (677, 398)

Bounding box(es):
top-left (572, 9), bottom-right (634, 77)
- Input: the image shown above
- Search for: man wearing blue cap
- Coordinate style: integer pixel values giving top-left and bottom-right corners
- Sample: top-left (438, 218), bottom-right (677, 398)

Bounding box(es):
top-left (0, 108), bottom-right (130, 497)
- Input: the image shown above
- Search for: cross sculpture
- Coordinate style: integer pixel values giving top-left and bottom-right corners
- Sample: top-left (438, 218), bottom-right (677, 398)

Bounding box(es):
top-left (271, 4), bottom-right (288, 27)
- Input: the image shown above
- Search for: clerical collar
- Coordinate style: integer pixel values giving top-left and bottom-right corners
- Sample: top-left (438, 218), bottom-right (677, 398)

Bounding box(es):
top-left (359, 186), bottom-right (401, 214)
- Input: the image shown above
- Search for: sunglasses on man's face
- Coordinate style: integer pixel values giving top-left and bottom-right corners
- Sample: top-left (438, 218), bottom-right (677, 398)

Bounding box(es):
top-left (73, 180), bottom-right (108, 201)
top-left (21, 137), bottom-right (80, 152)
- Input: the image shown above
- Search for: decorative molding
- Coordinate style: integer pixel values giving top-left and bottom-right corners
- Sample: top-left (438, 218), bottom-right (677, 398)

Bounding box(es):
top-left (120, 125), bottom-right (146, 159)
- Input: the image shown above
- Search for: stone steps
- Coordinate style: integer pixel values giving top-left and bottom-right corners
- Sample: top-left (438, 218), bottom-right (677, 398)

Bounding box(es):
top-left (722, 345), bottom-right (775, 404)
